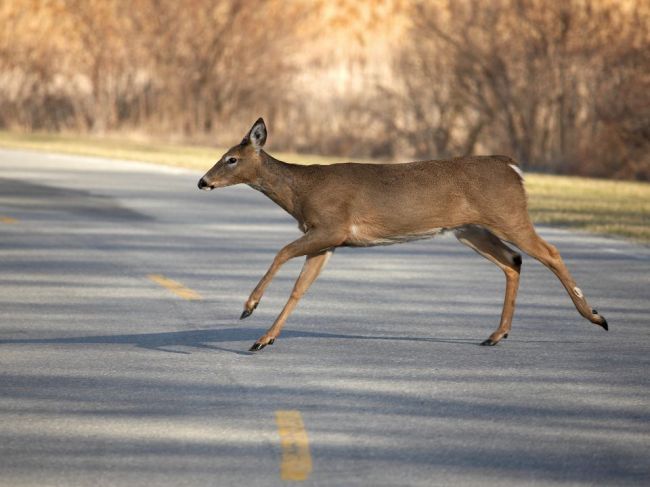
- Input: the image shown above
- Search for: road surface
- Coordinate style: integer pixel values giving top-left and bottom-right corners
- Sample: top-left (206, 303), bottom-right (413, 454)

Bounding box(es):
top-left (1, 148), bottom-right (649, 486)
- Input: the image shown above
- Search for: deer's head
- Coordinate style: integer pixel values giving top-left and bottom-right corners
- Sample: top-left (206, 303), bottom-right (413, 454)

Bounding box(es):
top-left (198, 118), bottom-right (267, 190)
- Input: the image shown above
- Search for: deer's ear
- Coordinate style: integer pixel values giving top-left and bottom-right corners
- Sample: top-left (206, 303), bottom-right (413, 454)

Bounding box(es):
top-left (242, 118), bottom-right (267, 151)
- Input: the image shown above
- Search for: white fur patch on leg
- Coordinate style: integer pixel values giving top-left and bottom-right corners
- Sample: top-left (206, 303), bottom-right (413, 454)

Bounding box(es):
top-left (508, 163), bottom-right (525, 181)
top-left (573, 286), bottom-right (584, 298)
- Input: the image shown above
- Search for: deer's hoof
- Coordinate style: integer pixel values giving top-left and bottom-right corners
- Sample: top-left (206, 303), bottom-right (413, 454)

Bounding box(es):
top-left (249, 342), bottom-right (266, 351)
top-left (240, 302), bottom-right (258, 320)
top-left (480, 338), bottom-right (499, 346)
top-left (249, 336), bottom-right (275, 352)
top-left (592, 309), bottom-right (609, 331)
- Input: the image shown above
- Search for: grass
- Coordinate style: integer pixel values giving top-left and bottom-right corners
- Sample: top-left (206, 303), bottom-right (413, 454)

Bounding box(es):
top-left (1, 130), bottom-right (648, 244)
top-left (526, 174), bottom-right (649, 243)
top-left (0, 131), bottom-right (353, 169)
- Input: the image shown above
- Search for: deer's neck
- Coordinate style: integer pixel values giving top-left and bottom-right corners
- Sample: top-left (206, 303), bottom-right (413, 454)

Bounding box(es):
top-left (250, 153), bottom-right (302, 219)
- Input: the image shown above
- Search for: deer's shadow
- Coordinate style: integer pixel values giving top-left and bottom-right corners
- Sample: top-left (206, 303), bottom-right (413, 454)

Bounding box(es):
top-left (0, 326), bottom-right (482, 355)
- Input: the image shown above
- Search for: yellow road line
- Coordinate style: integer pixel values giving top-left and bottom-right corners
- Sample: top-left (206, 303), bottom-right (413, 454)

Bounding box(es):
top-left (147, 274), bottom-right (202, 300)
top-left (276, 410), bottom-right (312, 481)
top-left (0, 216), bottom-right (17, 224)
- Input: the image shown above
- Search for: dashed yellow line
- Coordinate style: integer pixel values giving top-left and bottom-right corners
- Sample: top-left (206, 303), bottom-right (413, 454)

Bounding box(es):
top-left (147, 274), bottom-right (202, 300)
top-left (276, 410), bottom-right (312, 481)
top-left (0, 216), bottom-right (17, 224)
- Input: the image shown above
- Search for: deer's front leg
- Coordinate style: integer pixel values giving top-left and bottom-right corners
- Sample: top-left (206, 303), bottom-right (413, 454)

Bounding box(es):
top-left (241, 230), bottom-right (342, 319)
top-left (250, 250), bottom-right (332, 351)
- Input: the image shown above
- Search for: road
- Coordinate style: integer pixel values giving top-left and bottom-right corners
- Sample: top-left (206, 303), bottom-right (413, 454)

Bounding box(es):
top-left (1, 148), bottom-right (649, 486)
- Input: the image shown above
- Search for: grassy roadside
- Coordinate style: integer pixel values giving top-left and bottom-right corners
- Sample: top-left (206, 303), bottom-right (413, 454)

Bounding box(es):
top-left (526, 175), bottom-right (649, 243)
top-left (0, 131), bottom-right (354, 169)
top-left (1, 130), bottom-right (648, 244)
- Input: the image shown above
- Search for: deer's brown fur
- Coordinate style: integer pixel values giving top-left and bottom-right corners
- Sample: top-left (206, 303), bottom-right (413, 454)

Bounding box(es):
top-left (198, 118), bottom-right (608, 351)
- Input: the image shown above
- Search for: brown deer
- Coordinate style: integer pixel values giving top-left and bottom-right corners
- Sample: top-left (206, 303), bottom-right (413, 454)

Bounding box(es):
top-left (198, 118), bottom-right (608, 351)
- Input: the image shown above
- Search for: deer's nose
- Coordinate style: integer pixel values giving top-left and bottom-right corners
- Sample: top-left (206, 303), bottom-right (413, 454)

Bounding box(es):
top-left (198, 177), bottom-right (210, 190)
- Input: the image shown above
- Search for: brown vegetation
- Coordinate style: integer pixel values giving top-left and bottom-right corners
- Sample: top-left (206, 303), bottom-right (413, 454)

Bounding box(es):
top-left (0, 0), bottom-right (648, 179)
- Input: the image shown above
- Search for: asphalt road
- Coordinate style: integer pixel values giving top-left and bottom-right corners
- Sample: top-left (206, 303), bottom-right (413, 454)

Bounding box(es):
top-left (1, 148), bottom-right (649, 486)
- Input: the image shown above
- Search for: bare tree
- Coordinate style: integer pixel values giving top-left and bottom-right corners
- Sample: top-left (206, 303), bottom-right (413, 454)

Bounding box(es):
top-left (402, 0), bottom-right (650, 178)
top-left (0, 0), bottom-right (647, 179)
top-left (371, 20), bottom-right (487, 160)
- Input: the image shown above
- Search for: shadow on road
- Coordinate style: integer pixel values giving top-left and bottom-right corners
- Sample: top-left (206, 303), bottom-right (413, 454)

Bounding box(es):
top-left (0, 326), bottom-right (483, 355)
top-left (0, 177), bottom-right (154, 222)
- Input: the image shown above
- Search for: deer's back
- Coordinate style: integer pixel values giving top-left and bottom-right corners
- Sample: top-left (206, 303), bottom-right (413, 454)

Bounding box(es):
top-left (290, 155), bottom-right (527, 245)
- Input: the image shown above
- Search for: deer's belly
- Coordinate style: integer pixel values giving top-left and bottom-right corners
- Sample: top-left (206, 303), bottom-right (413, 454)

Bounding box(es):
top-left (344, 224), bottom-right (445, 247)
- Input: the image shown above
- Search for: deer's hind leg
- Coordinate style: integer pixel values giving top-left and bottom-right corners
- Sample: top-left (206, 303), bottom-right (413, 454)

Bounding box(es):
top-left (500, 224), bottom-right (608, 331)
top-left (455, 225), bottom-right (522, 346)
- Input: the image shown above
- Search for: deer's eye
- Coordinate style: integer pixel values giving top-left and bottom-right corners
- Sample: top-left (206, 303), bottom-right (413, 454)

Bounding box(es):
top-left (226, 157), bottom-right (237, 165)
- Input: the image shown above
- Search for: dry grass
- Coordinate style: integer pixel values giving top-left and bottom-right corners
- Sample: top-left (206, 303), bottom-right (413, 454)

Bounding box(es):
top-left (1, 131), bottom-right (648, 244)
top-left (526, 174), bottom-right (649, 243)
top-left (0, 131), bottom-right (353, 169)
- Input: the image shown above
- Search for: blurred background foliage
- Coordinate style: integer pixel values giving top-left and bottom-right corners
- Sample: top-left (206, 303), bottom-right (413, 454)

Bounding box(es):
top-left (1, 0), bottom-right (648, 180)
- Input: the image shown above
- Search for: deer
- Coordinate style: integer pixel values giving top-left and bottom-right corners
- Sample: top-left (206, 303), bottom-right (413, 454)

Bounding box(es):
top-left (198, 118), bottom-right (608, 352)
